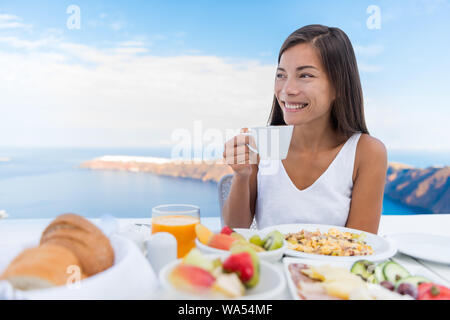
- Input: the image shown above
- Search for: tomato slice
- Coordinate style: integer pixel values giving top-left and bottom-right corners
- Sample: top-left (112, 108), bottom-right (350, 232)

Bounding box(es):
top-left (418, 283), bottom-right (450, 300)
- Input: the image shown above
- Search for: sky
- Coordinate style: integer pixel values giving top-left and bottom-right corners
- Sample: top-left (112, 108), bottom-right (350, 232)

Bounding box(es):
top-left (0, 0), bottom-right (449, 150)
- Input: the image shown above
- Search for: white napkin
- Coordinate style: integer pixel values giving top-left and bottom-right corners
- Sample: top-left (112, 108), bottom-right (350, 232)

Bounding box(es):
top-left (117, 223), bottom-right (152, 253)
top-left (2, 234), bottom-right (159, 300)
top-left (34, 234), bottom-right (157, 300)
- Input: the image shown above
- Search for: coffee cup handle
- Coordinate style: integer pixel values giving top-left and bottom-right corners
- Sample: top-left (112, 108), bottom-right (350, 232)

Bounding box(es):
top-left (241, 131), bottom-right (258, 154)
top-left (246, 143), bottom-right (258, 154)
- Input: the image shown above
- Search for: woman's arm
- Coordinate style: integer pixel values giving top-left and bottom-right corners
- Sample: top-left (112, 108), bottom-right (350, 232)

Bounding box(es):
top-left (222, 165), bottom-right (258, 228)
top-left (346, 134), bottom-right (388, 234)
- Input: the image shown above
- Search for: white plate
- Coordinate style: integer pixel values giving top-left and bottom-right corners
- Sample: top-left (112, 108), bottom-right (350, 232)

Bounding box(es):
top-left (262, 224), bottom-right (397, 263)
top-left (385, 233), bottom-right (450, 265)
top-left (195, 228), bottom-right (286, 263)
top-left (282, 257), bottom-right (444, 300)
top-left (160, 253), bottom-right (286, 300)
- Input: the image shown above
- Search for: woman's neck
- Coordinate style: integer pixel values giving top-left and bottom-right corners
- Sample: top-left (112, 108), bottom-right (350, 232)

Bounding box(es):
top-left (289, 116), bottom-right (343, 154)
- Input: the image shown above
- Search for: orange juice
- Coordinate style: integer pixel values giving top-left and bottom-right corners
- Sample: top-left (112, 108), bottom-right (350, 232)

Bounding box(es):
top-left (151, 215), bottom-right (200, 258)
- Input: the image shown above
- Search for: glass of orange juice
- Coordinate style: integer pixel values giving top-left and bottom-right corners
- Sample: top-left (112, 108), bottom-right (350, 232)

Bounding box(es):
top-left (151, 204), bottom-right (200, 258)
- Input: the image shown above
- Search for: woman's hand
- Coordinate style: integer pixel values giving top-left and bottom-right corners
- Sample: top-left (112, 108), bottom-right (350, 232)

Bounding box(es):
top-left (222, 128), bottom-right (259, 228)
top-left (223, 128), bottom-right (259, 177)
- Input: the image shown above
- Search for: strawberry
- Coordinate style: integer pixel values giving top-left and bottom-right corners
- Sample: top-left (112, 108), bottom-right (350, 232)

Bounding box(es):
top-left (222, 252), bottom-right (254, 283)
top-left (220, 226), bottom-right (234, 235)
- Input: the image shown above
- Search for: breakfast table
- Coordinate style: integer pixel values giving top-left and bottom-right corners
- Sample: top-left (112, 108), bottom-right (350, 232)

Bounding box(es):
top-left (0, 214), bottom-right (449, 299)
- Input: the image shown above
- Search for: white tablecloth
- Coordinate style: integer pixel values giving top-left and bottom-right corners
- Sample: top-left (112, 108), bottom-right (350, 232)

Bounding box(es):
top-left (1, 214), bottom-right (449, 299)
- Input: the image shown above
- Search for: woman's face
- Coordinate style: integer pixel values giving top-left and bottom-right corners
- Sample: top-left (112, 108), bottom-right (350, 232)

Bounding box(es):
top-left (275, 43), bottom-right (336, 126)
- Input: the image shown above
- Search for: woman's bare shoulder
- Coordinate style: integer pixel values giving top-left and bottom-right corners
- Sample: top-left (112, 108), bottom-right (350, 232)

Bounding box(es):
top-left (358, 134), bottom-right (387, 157)
top-left (354, 134), bottom-right (388, 178)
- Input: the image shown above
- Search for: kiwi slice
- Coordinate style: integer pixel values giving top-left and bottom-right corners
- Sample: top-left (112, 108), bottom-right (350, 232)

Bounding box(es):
top-left (263, 231), bottom-right (284, 251)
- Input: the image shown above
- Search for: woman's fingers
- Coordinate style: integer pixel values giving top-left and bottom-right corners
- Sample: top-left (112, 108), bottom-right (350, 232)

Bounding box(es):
top-left (224, 134), bottom-right (250, 148)
top-left (224, 152), bottom-right (250, 165)
top-left (223, 148), bottom-right (247, 162)
top-left (223, 128), bottom-right (258, 165)
top-left (224, 135), bottom-right (256, 153)
top-left (223, 146), bottom-right (258, 164)
top-left (223, 142), bottom-right (255, 158)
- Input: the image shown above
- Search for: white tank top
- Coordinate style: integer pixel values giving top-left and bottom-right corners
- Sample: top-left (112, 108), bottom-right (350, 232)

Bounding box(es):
top-left (255, 132), bottom-right (362, 229)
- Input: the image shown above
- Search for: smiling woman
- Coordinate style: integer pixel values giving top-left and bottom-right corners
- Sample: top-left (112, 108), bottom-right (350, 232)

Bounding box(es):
top-left (222, 24), bottom-right (387, 234)
top-left (268, 25), bottom-right (367, 135)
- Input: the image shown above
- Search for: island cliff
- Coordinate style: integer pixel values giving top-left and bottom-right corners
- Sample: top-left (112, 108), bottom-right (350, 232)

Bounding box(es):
top-left (80, 156), bottom-right (233, 182)
top-left (80, 156), bottom-right (449, 214)
top-left (385, 163), bottom-right (449, 214)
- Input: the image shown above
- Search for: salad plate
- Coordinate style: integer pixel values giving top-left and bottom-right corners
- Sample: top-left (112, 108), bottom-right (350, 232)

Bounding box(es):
top-left (283, 257), bottom-right (447, 300)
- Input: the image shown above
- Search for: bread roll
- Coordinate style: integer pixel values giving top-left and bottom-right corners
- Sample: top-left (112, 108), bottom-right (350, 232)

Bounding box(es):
top-left (40, 213), bottom-right (114, 276)
top-left (0, 244), bottom-right (83, 291)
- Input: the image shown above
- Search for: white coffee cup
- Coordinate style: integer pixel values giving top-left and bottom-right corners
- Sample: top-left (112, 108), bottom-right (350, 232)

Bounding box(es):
top-left (244, 125), bottom-right (294, 160)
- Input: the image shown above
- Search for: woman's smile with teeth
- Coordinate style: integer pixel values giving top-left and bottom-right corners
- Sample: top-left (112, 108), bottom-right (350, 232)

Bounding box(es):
top-left (284, 102), bottom-right (309, 110)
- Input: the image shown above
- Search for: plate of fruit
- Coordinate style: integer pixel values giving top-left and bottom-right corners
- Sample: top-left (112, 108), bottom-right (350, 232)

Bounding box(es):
top-left (159, 247), bottom-right (286, 299)
top-left (194, 224), bottom-right (286, 262)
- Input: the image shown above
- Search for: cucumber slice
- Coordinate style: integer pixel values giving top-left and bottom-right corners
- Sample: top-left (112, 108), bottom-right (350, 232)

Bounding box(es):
top-left (350, 260), bottom-right (375, 280)
top-left (395, 276), bottom-right (431, 288)
top-left (374, 261), bottom-right (389, 283)
top-left (366, 274), bottom-right (378, 284)
top-left (383, 261), bottom-right (410, 283)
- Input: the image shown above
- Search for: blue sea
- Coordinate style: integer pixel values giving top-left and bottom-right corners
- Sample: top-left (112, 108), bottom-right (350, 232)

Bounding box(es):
top-left (0, 147), bottom-right (448, 219)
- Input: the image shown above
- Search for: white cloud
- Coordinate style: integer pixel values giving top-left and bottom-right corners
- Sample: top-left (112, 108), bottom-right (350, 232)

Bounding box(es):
top-left (419, 0), bottom-right (449, 14)
top-left (152, 34), bottom-right (166, 41)
top-left (0, 13), bottom-right (32, 29)
top-left (113, 47), bottom-right (149, 54)
top-left (358, 61), bottom-right (382, 73)
top-left (354, 44), bottom-right (384, 57)
top-left (364, 96), bottom-right (450, 151)
top-left (0, 35), bottom-right (275, 147)
top-left (382, 0), bottom-right (450, 24)
top-left (353, 44), bottom-right (383, 73)
top-left (259, 51), bottom-right (273, 57)
top-left (87, 20), bottom-right (102, 28)
top-left (174, 31), bottom-right (186, 38)
top-left (87, 14), bottom-right (125, 31)
top-left (0, 15), bottom-right (32, 30)
top-left (0, 14), bottom-right (19, 20)
top-left (110, 21), bottom-right (125, 31)
top-left (184, 49), bottom-right (202, 54)
top-left (118, 40), bottom-right (146, 47)
top-left (0, 21), bottom-right (29, 29)
top-left (0, 14), bottom-right (447, 150)
top-left (0, 35), bottom-right (58, 49)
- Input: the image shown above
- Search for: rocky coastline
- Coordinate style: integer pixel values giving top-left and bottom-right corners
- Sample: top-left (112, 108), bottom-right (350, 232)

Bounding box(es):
top-left (80, 156), bottom-right (449, 214)
top-left (385, 163), bottom-right (449, 214)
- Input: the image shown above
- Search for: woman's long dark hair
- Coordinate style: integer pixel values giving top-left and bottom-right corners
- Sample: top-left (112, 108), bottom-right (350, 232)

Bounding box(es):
top-left (268, 24), bottom-right (369, 137)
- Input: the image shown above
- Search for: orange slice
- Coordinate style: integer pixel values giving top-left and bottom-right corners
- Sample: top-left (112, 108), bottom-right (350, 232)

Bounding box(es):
top-left (195, 224), bottom-right (213, 245)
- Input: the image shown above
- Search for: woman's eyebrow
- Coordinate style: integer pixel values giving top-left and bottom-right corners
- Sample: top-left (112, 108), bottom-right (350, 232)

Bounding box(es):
top-left (277, 65), bottom-right (318, 72)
